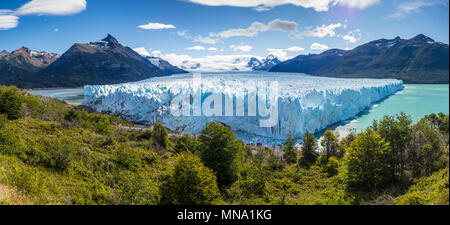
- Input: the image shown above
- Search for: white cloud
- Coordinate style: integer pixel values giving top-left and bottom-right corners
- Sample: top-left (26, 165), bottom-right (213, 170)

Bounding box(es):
top-left (208, 47), bottom-right (218, 52)
top-left (212, 19), bottom-right (298, 39)
top-left (230, 44), bottom-right (253, 52)
top-left (266, 46), bottom-right (304, 60)
top-left (1, 0), bottom-right (86, 30)
top-left (16, 0), bottom-right (87, 16)
top-left (266, 48), bottom-right (288, 60)
top-left (310, 43), bottom-right (329, 50)
top-left (185, 0), bottom-right (379, 12)
top-left (193, 35), bottom-right (219, 44)
top-left (291, 23), bottom-right (343, 39)
top-left (386, 0), bottom-right (447, 19)
top-left (133, 47), bottom-right (151, 57)
top-left (337, 0), bottom-right (380, 9)
top-left (342, 29), bottom-right (361, 43)
top-left (286, 46), bottom-right (305, 51)
top-left (0, 11), bottom-right (19, 30)
top-left (177, 30), bottom-right (187, 37)
top-left (186, 45), bottom-right (206, 51)
top-left (138, 22), bottom-right (176, 30)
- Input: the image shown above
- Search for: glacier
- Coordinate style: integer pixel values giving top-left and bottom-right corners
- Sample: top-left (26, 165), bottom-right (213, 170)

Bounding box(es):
top-left (84, 72), bottom-right (404, 145)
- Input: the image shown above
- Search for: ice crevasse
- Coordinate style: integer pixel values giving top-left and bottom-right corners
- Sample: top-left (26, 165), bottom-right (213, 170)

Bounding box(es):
top-left (84, 72), bottom-right (404, 145)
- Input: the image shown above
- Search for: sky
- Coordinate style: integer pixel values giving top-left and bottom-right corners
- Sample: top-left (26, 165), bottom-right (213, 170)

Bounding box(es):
top-left (0, 0), bottom-right (449, 70)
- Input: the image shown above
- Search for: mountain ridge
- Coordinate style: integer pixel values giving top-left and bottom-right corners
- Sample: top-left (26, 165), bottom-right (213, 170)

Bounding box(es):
top-left (270, 34), bottom-right (449, 84)
top-left (0, 34), bottom-right (187, 88)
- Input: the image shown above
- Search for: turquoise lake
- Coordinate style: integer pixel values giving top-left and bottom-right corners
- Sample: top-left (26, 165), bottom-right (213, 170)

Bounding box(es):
top-left (28, 84), bottom-right (449, 137)
top-left (332, 84), bottom-right (449, 137)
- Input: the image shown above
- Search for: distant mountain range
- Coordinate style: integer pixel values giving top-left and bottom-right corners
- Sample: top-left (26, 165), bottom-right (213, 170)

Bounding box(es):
top-left (0, 35), bottom-right (187, 88)
top-left (1, 34), bottom-right (448, 87)
top-left (271, 34), bottom-right (449, 84)
top-left (248, 54), bottom-right (281, 71)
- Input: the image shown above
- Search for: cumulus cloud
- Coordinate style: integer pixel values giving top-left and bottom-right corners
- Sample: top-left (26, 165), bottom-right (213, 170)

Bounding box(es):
top-left (310, 43), bottom-right (329, 50)
top-left (212, 19), bottom-right (298, 40)
top-left (186, 45), bottom-right (206, 51)
top-left (208, 47), bottom-right (218, 52)
top-left (386, 0), bottom-right (447, 19)
top-left (291, 23), bottom-right (343, 39)
top-left (185, 0), bottom-right (379, 12)
top-left (16, 0), bottom-right (87, 16)
top-left (230, 44), bottom-right (253, 52)
top-left (133, 47), bottom-right (151, 57)
top-left (0, 10), bottom-right (19, 30)
top-left (138, 22), bottom-right (176, 30)
top-left (342, 29), bottom-right (361, 43)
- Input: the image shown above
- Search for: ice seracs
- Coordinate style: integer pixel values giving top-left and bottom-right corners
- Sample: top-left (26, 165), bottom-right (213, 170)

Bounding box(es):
top-left (84, 72), bottom-right (404, 145)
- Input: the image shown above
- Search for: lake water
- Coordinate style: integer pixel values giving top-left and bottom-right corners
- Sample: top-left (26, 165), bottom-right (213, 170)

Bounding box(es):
top-left (330, 84), bottom-right (449, 137)
top-left (28, 88), bottom-right (85, 105)
top-left (28, 84), bottom-right (449, 137)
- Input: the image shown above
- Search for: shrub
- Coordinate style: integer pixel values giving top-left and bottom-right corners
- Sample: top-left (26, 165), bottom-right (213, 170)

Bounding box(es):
top-left (0, 86), bottom-right (23, 120)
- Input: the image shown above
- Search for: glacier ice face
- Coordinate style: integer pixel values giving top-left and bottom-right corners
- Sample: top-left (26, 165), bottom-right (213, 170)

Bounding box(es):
top-left (84, 72), bottom-right (403, 145)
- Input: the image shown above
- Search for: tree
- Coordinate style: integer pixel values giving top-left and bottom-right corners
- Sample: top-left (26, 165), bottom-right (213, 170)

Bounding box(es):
top-left (321, 130), bottom-right (339, 161)
top-left (408, 119), bottom-right (443, 177)
top-left (199, 122), bottom-right (244, 187)
top-left (0, 86), bottom-right (23, 120)
top-left (174, 135), bottom-right (198, 154)
top-left (345, 129), bottom-right (393, 192)
top-left (371, 112), bottom-right (412, 178)
top-left (161, 152), bottom-right (222, 205)
top-left (153, 122), bottom-right (169, 149)
top-left (299, 131), bottom-right (318, 169)
top-left (282, 133), bottom-right (298, 164)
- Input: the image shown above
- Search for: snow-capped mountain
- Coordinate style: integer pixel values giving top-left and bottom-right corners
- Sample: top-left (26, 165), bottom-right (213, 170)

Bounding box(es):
top-left (271, 34), bottom-right (449, 84)
top-left (248, 54), bottom-right (281, 71)
top-left (144, 56), bottom-right (187, 75)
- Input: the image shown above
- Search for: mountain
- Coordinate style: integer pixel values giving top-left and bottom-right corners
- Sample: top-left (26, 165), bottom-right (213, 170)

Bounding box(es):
top-left (143, 56), bottom-right (187, 75)
top-left (24, 35), bottom-right (187, 88)
top-left (0, 47), bottom-right (60, 86)
top-left (248, 54), bottom-right (281, 71)
top-left (270, 34), bottom-right (449, 84)
top-left (1, 35), bottom-right (187, 89)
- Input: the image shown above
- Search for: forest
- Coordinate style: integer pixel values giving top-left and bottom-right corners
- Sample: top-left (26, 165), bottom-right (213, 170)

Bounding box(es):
top-left (0, 85), bottom-right (448, 205)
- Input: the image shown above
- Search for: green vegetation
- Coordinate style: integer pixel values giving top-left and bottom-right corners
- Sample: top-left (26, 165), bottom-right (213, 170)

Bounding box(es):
top-left (0, 85), bottom-right (448, 205)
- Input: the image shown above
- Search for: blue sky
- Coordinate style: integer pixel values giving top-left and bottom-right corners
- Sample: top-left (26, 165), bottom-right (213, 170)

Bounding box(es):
top-left (1, 0), bottom-right (448, 70)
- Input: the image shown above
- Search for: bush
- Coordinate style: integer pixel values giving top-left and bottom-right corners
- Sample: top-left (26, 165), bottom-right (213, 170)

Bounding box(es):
top-left (161, 152), bottom-right (222, 205)
top-left (45, 138), bottom-right (75, 171)
top-left (0, 86), bottom-right (23, 120)
top-left (322, 157), bottom-right (339, 176)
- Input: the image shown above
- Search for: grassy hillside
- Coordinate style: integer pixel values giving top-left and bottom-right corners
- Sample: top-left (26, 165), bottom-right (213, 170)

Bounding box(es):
top-left (0, 86), bottom-right (448, 205)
